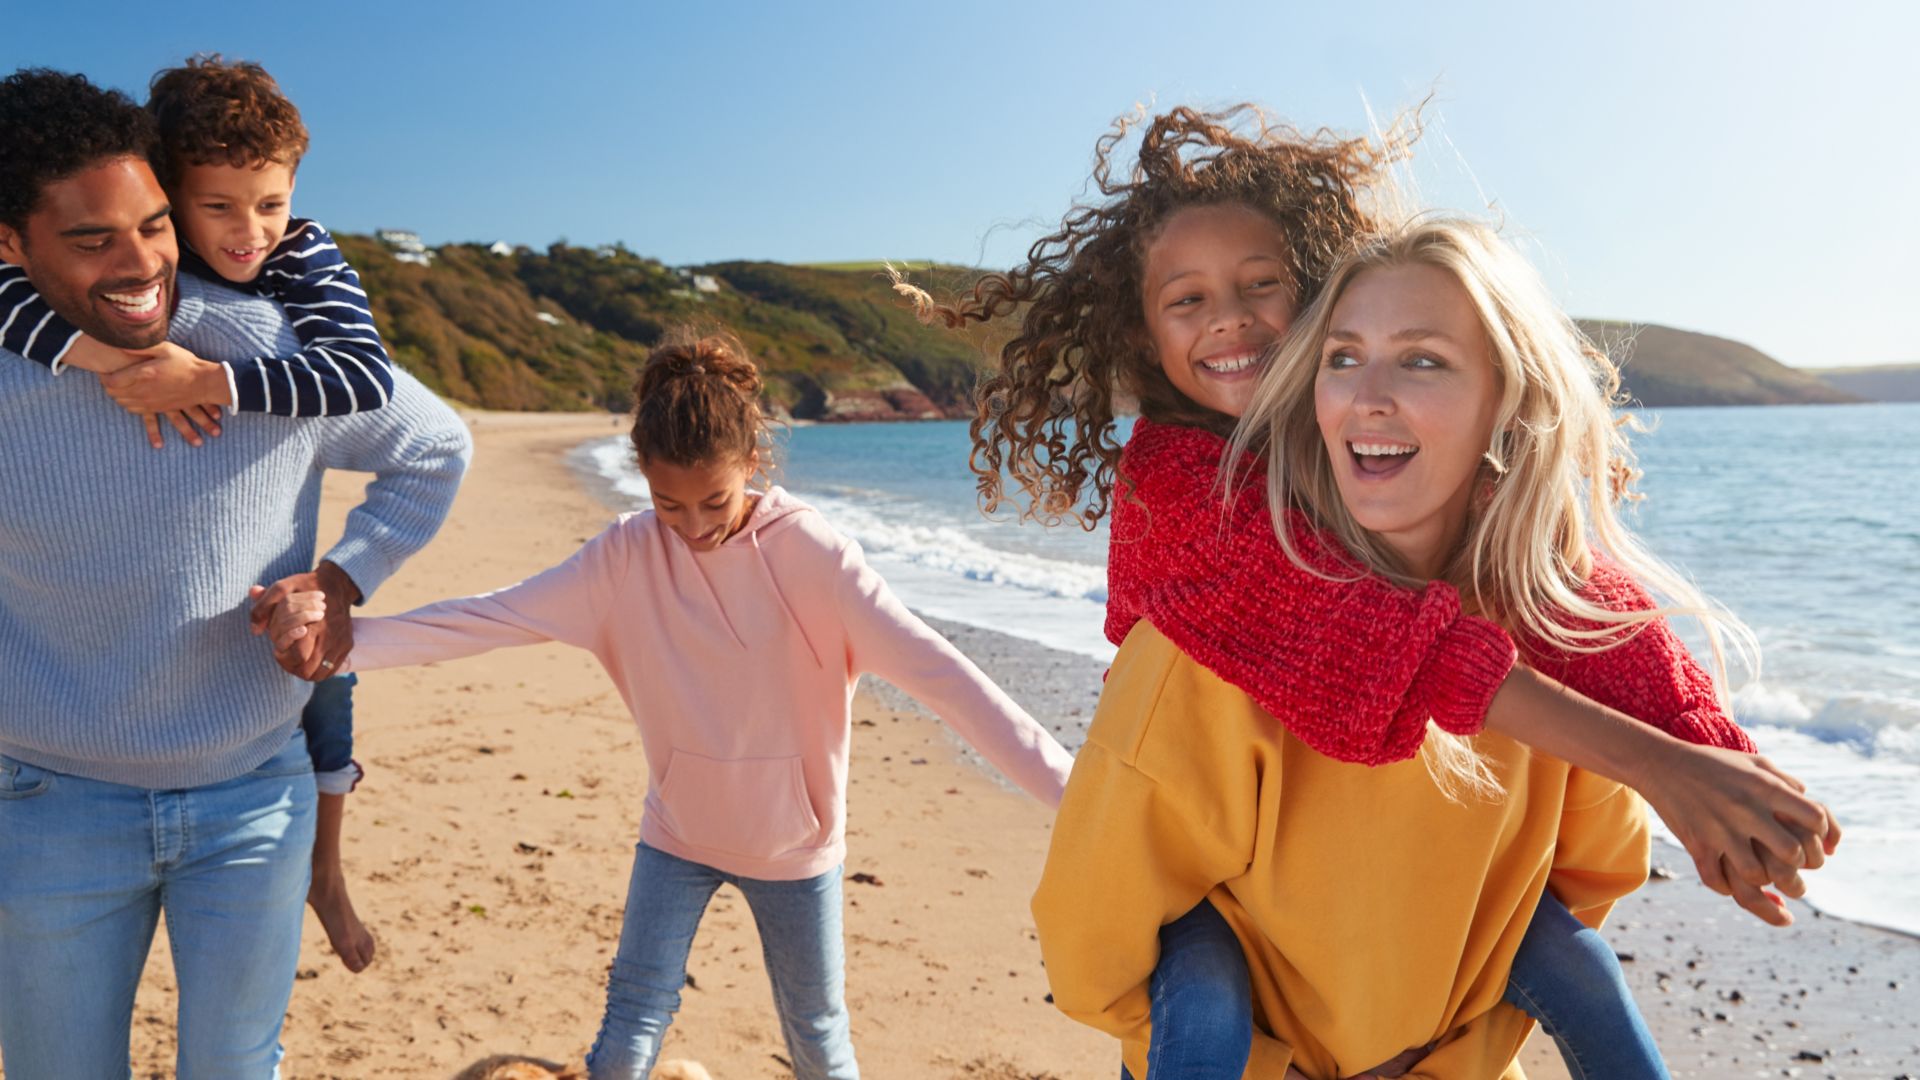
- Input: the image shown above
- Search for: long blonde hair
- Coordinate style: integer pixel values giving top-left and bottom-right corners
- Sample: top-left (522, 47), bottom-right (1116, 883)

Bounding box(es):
top-left (1230, 217), bottom-right (1756, 797)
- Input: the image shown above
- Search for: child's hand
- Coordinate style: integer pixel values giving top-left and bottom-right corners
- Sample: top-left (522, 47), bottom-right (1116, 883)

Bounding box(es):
top-left (58, 333), bottom-right (138, 374)
top-left (99, 342), bottom-right (233, 414)
top-left (1637, 743), bottom-right (1840, 927)
top-left (136, 406), bottom-right (224, 450)
top-left (258, 588), bottom-right (328, 651)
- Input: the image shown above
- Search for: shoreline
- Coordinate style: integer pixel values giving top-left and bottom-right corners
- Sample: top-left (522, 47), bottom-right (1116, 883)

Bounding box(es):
top-left (90, 410), bottom-right (1914, 1079)
top-left (557, 417), bottom-right (1920, 1078)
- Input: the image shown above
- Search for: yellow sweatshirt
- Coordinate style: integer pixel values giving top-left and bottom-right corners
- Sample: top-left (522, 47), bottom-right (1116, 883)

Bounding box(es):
top-left (1033, 624), bottom-right (1650, 1079)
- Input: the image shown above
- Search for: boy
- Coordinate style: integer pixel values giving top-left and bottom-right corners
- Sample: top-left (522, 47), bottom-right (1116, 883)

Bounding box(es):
top-left (0, 55), bottom-right (387, 972)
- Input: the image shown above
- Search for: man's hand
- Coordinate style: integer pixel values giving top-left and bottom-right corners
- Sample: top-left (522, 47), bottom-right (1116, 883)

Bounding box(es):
top-left (101, 342), bottom-right (232, 414)
top-left (1636, 742), bottom-right (1841, 927)
top-left (251, 561), bottom-right (361, 681)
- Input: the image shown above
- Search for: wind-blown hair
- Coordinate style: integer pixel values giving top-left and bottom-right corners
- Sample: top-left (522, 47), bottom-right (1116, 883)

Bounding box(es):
top-left (898, 104), bottom-right (1412, 528)
top-left (1232, 216), bottom-right (1757, 709)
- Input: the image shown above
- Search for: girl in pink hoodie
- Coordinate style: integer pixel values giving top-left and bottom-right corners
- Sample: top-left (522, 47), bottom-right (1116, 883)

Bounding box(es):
top-left (266, 328), bottom-right (1075, 1080)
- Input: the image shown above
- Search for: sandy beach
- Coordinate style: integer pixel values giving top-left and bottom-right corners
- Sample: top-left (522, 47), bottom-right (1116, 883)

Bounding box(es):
top-left (98, 411), bottom-right (1915, 1079)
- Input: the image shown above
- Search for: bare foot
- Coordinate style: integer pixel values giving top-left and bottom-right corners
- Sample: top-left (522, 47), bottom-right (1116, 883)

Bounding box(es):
top-left (308, 867), bottom-right (376, 972)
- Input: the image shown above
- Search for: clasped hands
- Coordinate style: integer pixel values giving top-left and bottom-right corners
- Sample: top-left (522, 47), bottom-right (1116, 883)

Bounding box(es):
top-left (249, 561), bottom-right (359, 681)
top-left (62, 335), bottom-right (229, 449)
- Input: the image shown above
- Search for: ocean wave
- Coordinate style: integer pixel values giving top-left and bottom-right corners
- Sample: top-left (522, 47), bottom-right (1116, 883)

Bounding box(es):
top-left (803, 492), bottom-right (1108, 605)
top-left (1735, 683), bottom-right (1920, 766)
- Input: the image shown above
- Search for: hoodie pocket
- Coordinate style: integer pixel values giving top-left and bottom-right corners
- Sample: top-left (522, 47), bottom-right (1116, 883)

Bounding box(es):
top-left (655, 751), bottom-right (823, 860)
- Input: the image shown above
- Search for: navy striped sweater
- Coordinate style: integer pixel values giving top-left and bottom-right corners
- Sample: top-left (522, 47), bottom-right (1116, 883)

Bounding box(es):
top-left (0, 218), bottom-right (395, 416)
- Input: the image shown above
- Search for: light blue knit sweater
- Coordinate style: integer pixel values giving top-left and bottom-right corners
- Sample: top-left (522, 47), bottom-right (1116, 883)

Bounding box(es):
top-left (0, 274), bottom-right (471, 788)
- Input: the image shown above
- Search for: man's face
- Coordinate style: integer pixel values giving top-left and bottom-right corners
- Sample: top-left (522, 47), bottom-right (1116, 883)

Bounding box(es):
top-left (0, 155), bottom-right (177, 349)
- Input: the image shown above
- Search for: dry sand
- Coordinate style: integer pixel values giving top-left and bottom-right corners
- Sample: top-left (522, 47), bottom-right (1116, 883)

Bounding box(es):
top-left (83, 411), bottom-right (1916, 1078)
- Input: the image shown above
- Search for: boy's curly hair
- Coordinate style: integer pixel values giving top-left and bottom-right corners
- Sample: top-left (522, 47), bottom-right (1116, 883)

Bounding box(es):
top-left (901, 104), bottom-right (1412, 529)
top-left (0, 69), bottom-right (158, 229)
top-left (147, 55), bottom-right (309, 187)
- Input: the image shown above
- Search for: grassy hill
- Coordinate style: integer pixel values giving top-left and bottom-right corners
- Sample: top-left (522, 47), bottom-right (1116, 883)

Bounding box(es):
top-left (1809, 363), bottom-right (1920, 402)
top-left (1580, 320), bottom-right (1858, 407)
top-left (340, 234), bottom-right (1860, 416)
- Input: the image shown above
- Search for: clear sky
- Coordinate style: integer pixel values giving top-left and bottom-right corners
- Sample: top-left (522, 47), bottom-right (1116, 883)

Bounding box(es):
top-left (6, 0), bottom-right (1913, 368)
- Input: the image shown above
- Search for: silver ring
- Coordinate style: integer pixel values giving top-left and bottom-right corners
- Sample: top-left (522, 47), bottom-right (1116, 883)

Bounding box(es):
top-left (319, 660), bottom-right (335, 670)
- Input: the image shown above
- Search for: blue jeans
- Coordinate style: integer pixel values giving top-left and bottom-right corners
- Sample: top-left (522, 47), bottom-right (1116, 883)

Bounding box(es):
top-left (0, 729), bottom-right (317, 1080)
top-left (1502, 891), bottom-right (1670, 1079)
top-left (586, 843), bottom-right (859, 1080)
top-left (1130, 899), bottom-right (1253, 1080)
top-left (303, 673), bottom-right (359, 795)
top-left (1140, 891), bottom-right (1666, 1080)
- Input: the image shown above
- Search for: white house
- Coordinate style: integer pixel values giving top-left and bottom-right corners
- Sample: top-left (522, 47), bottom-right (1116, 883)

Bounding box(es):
top-left (488, 241), bottom-right (515, 257)
top-left (692, 275), bottom-right (721, 294)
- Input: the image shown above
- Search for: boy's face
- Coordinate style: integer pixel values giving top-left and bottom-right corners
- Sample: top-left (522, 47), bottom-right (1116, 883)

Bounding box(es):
top-left (171, 160), bottom-right (295, 284)
top-left (0, 155), bottom-right (178, 349)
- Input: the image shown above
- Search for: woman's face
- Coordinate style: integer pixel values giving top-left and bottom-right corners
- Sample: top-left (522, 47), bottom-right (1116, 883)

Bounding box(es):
top-left (1139, 203), bottom-right (1298, 419)
top-left (1314, 262), bottom-right (1502, 579)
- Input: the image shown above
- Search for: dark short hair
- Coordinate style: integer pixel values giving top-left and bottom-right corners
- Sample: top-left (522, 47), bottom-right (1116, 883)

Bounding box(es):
top-left (0, 68), bottom-right (158, 229)
top-left (147, 56), bottom-right (309, 187)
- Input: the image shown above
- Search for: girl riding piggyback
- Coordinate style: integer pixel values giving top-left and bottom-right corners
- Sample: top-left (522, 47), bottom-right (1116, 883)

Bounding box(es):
top-left (262, 327), bottom-right (1074, 1080)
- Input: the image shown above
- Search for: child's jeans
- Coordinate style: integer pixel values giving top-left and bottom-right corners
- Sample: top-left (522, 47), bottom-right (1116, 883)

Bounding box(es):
top-left (586, 842), bottom-right (859, 1080)
top-left (303, 673), bottom-right (362, 796)
top-left (1501, 890), bottom-right (1670, 1079)
top-left (1138, 891), bottom-right (1667, 1080)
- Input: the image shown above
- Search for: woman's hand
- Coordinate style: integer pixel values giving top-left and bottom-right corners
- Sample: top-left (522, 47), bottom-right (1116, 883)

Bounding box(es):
top-left (1635, 741), bottom-right (1841, 926)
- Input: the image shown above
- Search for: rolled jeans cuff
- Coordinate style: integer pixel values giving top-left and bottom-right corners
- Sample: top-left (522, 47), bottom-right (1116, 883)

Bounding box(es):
top-left (314, 759), bottom-right (363, 797)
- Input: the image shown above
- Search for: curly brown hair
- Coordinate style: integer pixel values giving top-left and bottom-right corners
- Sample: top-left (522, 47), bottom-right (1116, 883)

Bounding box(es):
top-left (630, 326), bottom-right (773, 469)
top-left (146, 55), bottom-right (309, 187)
top-left (903, 104), bottom-right (1412, 529)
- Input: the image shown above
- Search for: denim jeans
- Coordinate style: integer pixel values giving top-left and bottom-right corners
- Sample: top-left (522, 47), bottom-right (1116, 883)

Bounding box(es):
top-left (586, 842), bottom-right (859, 1080)
top-left (1138, 890), bottom-right (1666, 1080)
top-left (1129, 899), bottom-right (1253, 1080)
top-left (303, 673), bottom-right (360, 795)
top-left (0, 728), bottom-right (317, 1080)
top-left (1503, 890), bottom-right (1670, 1079)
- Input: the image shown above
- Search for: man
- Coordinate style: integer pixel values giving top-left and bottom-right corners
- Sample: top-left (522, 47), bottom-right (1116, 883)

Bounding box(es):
top-left (0, 68), bottom-right (470, 1078)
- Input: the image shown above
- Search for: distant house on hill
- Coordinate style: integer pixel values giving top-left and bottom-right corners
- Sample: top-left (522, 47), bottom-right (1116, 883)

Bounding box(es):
top-left (692, 274), bottom-right (721, 294)
top-left (534, 311), bottom-right (563, 326)
top-left (377, 229), bottom-right (434, 266)
top-left (488, 241), bottom-right (515, 257)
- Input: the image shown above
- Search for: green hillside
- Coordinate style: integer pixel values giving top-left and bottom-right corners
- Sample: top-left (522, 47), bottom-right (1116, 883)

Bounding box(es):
top-left (1580, 320), bottom-right (1858, 407)
top-left (342, 236), bottom-right (997, 419)
top-left (340, 234), bottom-right (1860, 416)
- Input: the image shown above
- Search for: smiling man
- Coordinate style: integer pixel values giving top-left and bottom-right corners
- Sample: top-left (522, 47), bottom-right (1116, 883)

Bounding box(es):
top-left (0, 69), bottom-right (470, 1078)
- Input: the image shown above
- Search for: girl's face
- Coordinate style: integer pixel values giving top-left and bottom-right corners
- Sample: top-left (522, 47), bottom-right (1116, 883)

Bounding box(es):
top-left (641, 452), bottom-right (759, 551)
top-left (1315, 262), bottom-right (1502, 579)
top-left (1139, 203), bottom-right (1297, 419)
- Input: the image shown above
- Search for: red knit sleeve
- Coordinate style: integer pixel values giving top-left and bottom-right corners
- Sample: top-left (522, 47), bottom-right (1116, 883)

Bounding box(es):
top-left (1517, 558), bottom-right (1755, 753)
top-left (1105, 421), bottom-right (1518, 766)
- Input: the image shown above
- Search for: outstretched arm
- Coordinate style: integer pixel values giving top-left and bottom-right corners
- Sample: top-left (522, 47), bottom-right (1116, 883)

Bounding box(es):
top-left (835, 536), bottom-right (1074, 805)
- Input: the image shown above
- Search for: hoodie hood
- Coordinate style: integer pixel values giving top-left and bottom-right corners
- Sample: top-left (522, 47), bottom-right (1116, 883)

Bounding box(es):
top-left (716, 485), bottom-right (814, 548)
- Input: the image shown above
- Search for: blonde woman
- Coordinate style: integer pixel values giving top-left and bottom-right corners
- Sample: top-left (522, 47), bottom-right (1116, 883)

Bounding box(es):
top-left (1032, 218), bottom-right (1813, 1079)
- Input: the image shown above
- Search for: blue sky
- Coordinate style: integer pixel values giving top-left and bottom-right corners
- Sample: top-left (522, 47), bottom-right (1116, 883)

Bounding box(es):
top-left (6, 1), bottom-right (1913, 368)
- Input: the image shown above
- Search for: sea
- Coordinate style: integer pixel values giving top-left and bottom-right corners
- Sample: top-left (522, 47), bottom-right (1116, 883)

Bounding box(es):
top-left (575, 402), bottom-right (1920, 936)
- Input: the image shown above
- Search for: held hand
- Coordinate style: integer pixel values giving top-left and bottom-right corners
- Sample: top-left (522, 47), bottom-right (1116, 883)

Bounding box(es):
top-left (254, 588), bottom-right (329, 651)
top-left (101, 342), bottom-right (232, 414)
top-left (250, 562), bottom-right (361, 681)
top-left (1637, 742), bottom-right (1841, 926)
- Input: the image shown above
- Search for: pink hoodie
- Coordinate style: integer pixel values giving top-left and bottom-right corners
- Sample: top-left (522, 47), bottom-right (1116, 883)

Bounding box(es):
top-left (348, 486), bottom-right (1075, 880)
